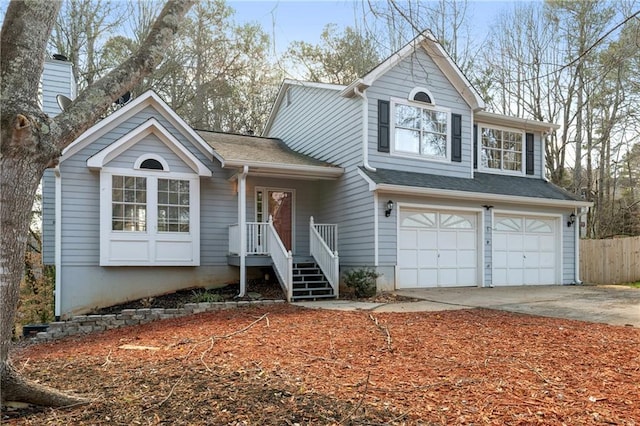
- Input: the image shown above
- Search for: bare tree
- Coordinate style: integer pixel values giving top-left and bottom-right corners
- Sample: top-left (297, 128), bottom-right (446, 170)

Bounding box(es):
top-left (1, 0), bottom-right (193, 406)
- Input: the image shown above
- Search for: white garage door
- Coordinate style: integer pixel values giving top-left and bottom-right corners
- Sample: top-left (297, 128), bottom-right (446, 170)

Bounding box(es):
top-left (493, 214), bottom-right (559, 286)
top-left (398, 208), bottom-right (478, 288)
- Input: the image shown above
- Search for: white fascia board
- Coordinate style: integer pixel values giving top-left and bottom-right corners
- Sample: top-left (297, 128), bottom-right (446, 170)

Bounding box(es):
top-left (62, 90), bottom-right (213, 162)
top-left (372, 182), bottom-right (592, 208)
top-left (475, 111), bottom-right (560, 133)
top-left (420, 39), bottom-right (485, 111)
top-left (222, 160), bottom-right (343, 179)
top-left (357, 167), bottom-right (378, 191)
top-left (87, 118), bottom-right (212, 176)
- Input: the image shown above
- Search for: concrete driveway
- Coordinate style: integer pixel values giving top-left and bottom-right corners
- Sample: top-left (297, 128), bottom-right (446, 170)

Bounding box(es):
top-left (295, 285), bottom-right (640, 327)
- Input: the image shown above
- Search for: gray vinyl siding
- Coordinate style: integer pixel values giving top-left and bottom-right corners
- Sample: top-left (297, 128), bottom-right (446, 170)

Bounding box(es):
top-left (366, 49), bottom-right (473, 178)
top-left (42, 59), bottom-right (75, 117)
top-left (266, 85), bottom-right (361, 167)
top-left (42, 169), bottom-right (56, 265)
top-left (59, 106), bottom-right (232, 267)
top-left (105, 135), bottom-right (194, 173)
top-left (562, 212), bottom-right (576, 284)
top-left (484, 209), bottom-right (493, 286)
top-left (266, 84), bottom-right (375, 265)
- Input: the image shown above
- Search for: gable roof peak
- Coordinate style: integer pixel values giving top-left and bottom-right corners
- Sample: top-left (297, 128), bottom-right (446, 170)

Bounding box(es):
top-left (340, 30), bottom-right (485, 111)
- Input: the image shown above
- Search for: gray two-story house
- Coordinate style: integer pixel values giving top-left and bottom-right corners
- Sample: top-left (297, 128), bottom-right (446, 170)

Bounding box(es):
top-left (43, 31), bottom-right (590, 317)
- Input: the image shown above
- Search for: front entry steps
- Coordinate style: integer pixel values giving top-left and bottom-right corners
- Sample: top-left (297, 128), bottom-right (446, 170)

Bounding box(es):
top-left (291, 257), bottom-right (336, 301)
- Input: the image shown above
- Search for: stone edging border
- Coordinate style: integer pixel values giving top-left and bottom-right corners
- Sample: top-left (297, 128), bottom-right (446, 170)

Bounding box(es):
top-left (32, 299), bottom-right (286, 342)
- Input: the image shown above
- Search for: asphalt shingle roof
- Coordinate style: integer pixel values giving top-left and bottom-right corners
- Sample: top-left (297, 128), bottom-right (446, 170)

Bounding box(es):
top-left (361, 167), bottom-right (584, 202)
top-left (197, 130), bottom-right (336, 168)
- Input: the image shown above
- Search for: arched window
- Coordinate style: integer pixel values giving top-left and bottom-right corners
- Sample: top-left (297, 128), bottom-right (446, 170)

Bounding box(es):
top-left (408, 87), bottom-right (435, 105)
top-left (139, 158), bottom-right (164, 170)
top-left (134, 154), bottom-right (169, 172)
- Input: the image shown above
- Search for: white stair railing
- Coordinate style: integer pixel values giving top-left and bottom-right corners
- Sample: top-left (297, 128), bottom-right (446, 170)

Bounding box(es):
top-left (309, 217), bottom-right (339, 298)
top-left (267, 216), bottom-right (293, 301)
top-left (246, 222), bottom-right (269, 254)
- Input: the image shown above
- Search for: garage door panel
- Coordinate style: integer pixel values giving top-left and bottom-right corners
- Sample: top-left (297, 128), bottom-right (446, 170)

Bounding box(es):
top-left (458, 249), bottom-right (476, 267)
top-left (398, 208), bottom-right (479, 289)
top-left (418, 249), bottom-right (438, 267)
top-left (457, 268), bottom-right (477, 286)
top-left (398, 249), bottom-right (418, 267)
top-left (419, 230), bottom-right (438, 249)
top-left (398, 268), bottom-right (418, 287)
top-left (438, 231), bottom-right (458, 249)
top-left (539, 268), bottom-right (556, 283)
top-left (507, 252), bottom-right (523, 268)
top-left (539, 235), bottom-right (556, 250)
top-left (418, 269), bottom-right (438, 287)
top-left (493, 214), bottom-right (559, 286)
top-left (399, 229), bottom-right (418, 248)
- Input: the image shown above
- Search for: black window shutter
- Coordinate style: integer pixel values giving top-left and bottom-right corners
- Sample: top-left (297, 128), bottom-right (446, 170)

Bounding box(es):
top-left (378, 100), bottom-right (390, 153)
top-left (451, 113), bottom-right (462, 162)
top-left (525, 132), bottom-right (534, 175)
top-left (473, 124), bottom-right (478, 169)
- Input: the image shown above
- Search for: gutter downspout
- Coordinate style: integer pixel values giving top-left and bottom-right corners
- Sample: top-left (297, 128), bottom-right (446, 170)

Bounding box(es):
top-left (574, 206), bottom-right (588, 285)
top-left (353, 87), bottom-right (375, 172)
top-left (54, 167), bottom-right (62, 319)
top-left (238, 165), bottom-right (249, 298)
top-left (353, 86), bottom-right (379, 267)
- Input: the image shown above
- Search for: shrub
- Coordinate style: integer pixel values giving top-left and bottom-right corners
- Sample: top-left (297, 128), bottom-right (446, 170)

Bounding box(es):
top-left (191, 290), bottom-right (225, 303)
top-left (343, 268), bottom-right (380, 298)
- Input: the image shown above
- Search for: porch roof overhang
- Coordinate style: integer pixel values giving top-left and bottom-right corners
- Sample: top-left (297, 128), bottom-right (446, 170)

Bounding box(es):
top-left (197, 129), bottom-right (344, 180)
top-left (359, 167), bottom-right (593, 209)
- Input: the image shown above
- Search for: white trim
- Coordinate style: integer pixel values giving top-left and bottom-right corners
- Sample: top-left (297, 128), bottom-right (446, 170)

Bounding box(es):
top-left (408, 87), bottom-right (436, 105)
top-left (134, 153), bottom-right (170, 171)
top-left (99, 167), bottom-right (201, 266)
top-left (87, 118), bottom-right (211, 176)
top-left (477, 123), bottom-right (526, 176)
top-left (239, 166), bottom-right (248, 297)
top-left (574, 208), bottom-right (581, 284)
top-left (373, 183), bottom-right (592, 208)
top-left (491, 209), bottom-right (563, 286)
top-left (54, 167), bottom-right (62, 317)
top-left (390, 97), bottom-right (451, 163)
top-left (220, 159), bottom-right (343, 179)
top-left (396, 202), bottom-right (483, 288)
top-left (62, 90), bottom-right (214, 162)
top-left (475, 110), bottom-right (560, 133)
top-left (373, 191), bottom-right (379, 266)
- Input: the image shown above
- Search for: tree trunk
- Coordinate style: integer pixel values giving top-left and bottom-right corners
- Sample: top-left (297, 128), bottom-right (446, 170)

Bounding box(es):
top-left (1, 0), bottom-right (194, 407)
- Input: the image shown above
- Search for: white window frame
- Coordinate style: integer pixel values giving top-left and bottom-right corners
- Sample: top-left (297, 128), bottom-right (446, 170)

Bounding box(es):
top-left (478, 124), bottom-right (526, 176)
top-left (99, 165), bottom-right (200, 266)
top-left (390, 97), bottom-right (451, 163)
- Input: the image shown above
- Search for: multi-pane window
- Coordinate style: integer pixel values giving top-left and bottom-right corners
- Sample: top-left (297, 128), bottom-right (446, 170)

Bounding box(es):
top-left (481, 127), bottom-right (523, 172)
top-left (157, 179), bottom-right (190, 232)
top-left (394, 103), bottom-right (448, 159)
top-left (112, 176), bottom-right (147, 231)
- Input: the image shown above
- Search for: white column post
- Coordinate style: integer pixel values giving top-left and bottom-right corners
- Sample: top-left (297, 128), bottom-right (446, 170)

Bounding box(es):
top-left (238, 166), bottom-right (248, 297)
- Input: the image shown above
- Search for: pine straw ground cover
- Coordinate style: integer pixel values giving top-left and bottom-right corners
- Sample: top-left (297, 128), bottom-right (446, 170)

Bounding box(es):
top-left (5, 305), bottom-right (640, 425)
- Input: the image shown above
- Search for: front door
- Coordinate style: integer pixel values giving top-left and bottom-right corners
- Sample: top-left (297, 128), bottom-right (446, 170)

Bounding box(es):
top-left (256, 188), bottom-right (294, 251)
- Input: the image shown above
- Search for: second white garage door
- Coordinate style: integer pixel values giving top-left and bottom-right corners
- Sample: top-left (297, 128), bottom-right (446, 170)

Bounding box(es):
top-left (493, 214), bottom-right (559, 286)
top-left (398, 208), bottom-right (478, 288)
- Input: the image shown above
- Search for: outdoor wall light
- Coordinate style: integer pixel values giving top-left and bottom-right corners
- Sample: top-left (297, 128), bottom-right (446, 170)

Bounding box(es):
top-left (567, 212), bottom-right (576, 227)
top-left (385, 200), bottom-right (394, 217)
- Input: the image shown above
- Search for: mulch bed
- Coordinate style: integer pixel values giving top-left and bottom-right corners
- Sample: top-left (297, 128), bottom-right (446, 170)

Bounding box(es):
top-left (5, 305), bottom-right (639, 424)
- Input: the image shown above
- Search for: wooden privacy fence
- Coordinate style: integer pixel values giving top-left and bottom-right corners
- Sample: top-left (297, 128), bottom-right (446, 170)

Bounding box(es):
top-left (580, 236), bottom-right (640, 284)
